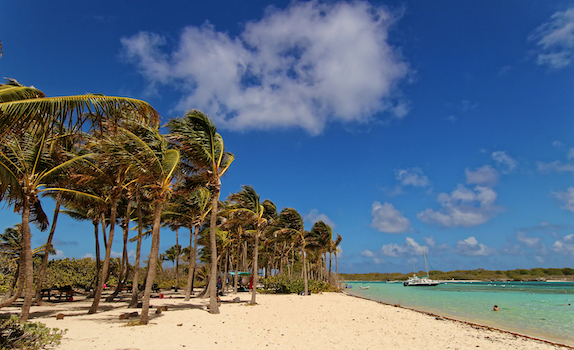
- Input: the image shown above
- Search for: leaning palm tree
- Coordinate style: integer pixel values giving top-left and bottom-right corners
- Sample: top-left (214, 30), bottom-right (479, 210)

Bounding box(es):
top-left (0, 129), bottom-right (100, 320)
top-left (227, 186), bottom-right (272, 305)
top-left (167, 110), bottom-right (234, 314)
top-left (109, 121), bottom-right (179, 325)
top-left (273, 208), bottom-right (309, 295)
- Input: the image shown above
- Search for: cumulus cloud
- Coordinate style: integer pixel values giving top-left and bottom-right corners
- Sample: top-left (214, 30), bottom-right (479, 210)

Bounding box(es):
top-left (465, 165), bottom-right (499, 187)
top-left (82, 253), bottom-right (94, 259)
top-left (417, 185), bottom-right (502, 228)
top-left (492, 151), bottom-right (517, 174)
top-left (455, 236), bottom-right (496, 256)
top-left (305, 209), bottom-right (336, 229)
top-left (361, 249), bottom-right (376, 257)
top-left (371, 201), bottom-right (412, 233)
top-left (381, 237), bottom-right (424, 257)
top-left (121, 1), bottom-right (410, 134)
top-left (395, 167), bottom-right (430, 187)
top-left (552, 234), bottom-right (574, 254)
top-left (529, 8), bottom-right (574, 68)
top-left (553, 187), bottom-right (574, 213)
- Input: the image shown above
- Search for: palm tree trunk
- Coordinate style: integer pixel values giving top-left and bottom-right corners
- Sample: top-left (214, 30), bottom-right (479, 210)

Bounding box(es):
top-left (302, 245), bottom-right (308, 296)
top-left (89, 197), bottom-right (118, 314)
top-left (129, 191), bottom-right (144, 308)
top-left (35, 193), bottom-right (62, 304)
top-left (335, 252), bottom-right (339, 290)
top-left (107, 200), bottom-right (131, 301)
top-left (139, 200), bottom-right (164, 324)
top-left (208, 185), bottom-right (220, 314)
top-left (250, 228), bottom-right (259, 305)
top-left (175, 227), bottom-right (179, 292)
top-left (19, 196), bottom-right (34, 321)
top-left (185, 225), bottom-right (198, 301)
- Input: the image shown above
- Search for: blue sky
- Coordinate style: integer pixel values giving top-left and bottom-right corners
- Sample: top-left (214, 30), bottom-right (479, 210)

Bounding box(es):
top-left (2, 1), bottom-right (574, 274)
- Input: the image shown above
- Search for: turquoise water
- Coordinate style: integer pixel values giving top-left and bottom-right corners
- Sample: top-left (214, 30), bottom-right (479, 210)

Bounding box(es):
top-left (345, 281), bottom-right (574, 346)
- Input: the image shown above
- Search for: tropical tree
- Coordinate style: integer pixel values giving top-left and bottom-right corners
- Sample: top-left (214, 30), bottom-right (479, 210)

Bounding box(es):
top-left (0, 128), bottom-right (99, 320)
top-left (167, 110), bottom-right (234, 314)
top-left (0, 79), bottom-right (159, 320)
top-left (227, 186), bottom-right (273, 304)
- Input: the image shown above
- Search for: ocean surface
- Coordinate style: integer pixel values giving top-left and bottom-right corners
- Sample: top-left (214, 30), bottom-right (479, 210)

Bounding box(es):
top-left (344, 281), bottom-right (574, 346)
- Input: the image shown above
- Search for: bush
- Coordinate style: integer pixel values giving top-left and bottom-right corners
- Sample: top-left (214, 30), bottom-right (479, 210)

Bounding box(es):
top-left (260, 275), bottom-right (337, 294)
top-left (0, 315), bottom-right (66, 350)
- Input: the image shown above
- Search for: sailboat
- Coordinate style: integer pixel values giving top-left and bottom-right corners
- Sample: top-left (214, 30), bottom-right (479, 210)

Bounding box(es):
top-left (403, 247), bottom-right (441, 287)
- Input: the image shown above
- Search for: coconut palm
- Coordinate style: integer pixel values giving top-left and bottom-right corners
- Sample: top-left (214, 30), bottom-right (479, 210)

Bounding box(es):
top-left (227, 186), bottom-right (273, 305)
top-left (0, 128), bottom-right (100, 320)
top-left (167, 110), bottom-right (234, 314)
top-left (273, 208), bottom-right (309, 295)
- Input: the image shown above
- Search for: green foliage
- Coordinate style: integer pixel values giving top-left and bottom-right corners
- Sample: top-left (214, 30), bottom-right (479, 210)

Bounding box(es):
top-left (340, 267), bottom-right (574, 282)
top-left (43, 258), bottom-right (98, 289)
top-left (260, 275), bottom-right (337, 294)
top-left (0, 315), bottom-right (66, 350)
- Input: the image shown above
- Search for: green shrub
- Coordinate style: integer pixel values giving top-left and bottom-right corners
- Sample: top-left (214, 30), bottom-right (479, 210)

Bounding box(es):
top-left (0, 315), bottom-right (66, 350)
top-left (260, 275), bottom-right (337, 294)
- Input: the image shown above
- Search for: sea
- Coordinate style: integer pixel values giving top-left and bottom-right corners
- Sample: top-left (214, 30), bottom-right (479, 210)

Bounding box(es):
top-left (344, 281), bottom-right (574, 346)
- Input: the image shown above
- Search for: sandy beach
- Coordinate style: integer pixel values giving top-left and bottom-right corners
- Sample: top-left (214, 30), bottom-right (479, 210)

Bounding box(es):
top-left (3, 291), bottom-right (571, 350)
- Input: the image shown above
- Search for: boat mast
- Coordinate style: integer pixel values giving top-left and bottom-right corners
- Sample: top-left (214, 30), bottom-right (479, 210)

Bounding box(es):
top-left (422, 247), bottom-right (429, 278)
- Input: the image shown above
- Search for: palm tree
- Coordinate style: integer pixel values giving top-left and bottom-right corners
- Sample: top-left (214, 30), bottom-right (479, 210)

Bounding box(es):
top-left (227, 186), bottom-right (272, 305)
top-left (310, 221), bottom-right (333, 282)
top-left (112, 122), bottom-right (179, 325)
top-left (0, 79), bottom-right (159, 320)
top-left (167, 110), bottom-right (234, 314)
top-left (0, 128), bottom-right (100, 320)
top-left (331, 233), bottom-right (342, 289)
top-left (273, 208), bottom-right (309, 295)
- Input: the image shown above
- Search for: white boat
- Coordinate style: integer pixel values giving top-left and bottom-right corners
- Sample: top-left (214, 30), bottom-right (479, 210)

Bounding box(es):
top-left (403, 248), bottom-right (440, 287)
top-left (358, 286), bottom-right (370, 290)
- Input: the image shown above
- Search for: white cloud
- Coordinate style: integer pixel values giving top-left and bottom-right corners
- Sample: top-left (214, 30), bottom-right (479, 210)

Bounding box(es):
top-left (455, 236), bottom-right (496, 256)
top-left (82, 253), bottom-right (94, 259)
top-left (552, 234), bottom-right (574, 254)
top-left (515, 231), bottom-right (540, 249)
top-left (49, 250), bottom-right (66, 260)
top-left (417, 185), bottom-right (501, 228)
top-left (121, 1), bottom-right (410, 134)
top-left (537, 160), bottom-right (574, 173)
top-left (381, 237), bottom-right (424, 257)
top-left (553, 140), bottom-right (565, 148)
top-left (529, 8), bottom-right (574, 68)
top-left (395, 167), bottom-right (430, 187)
top-left (371, 201), bottom-right (412, 233)
top-left (553, 187), bottom-right (574, 212)
top-left (567, 148), bottom-right (574, 160)
top-left (465, 165), bottom-right (499, 187)
top-left (305, 209), bottom-right (336, 229)
top-left (492, 151), bottom-right (517, 174)
top-left (361, 249), bottom-right (376, 257)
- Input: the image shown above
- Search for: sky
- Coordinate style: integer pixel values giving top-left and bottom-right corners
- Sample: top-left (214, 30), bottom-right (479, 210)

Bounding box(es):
top-left (1, 0), bottom-right (574, 274)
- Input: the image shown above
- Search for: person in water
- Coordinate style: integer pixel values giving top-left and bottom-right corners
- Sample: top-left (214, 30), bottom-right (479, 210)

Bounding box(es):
top-left (493, 305), bottom-right (499, 311)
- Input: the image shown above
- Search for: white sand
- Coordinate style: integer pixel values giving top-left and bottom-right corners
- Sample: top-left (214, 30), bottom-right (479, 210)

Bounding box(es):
top-left (5, 291), bottom-right (572, 350)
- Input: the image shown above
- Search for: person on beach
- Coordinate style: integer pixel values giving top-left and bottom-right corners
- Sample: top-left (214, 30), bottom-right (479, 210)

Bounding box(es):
top-left (493, 305), bottom-right (499, 311)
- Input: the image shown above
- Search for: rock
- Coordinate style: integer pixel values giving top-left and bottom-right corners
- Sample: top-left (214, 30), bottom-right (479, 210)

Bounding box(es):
top-left (56, 313), bottom-right (65, 320)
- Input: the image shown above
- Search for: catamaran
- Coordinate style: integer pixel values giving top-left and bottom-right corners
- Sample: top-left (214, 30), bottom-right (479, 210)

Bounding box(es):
top-left (403, 247), bottom-right (441, 287)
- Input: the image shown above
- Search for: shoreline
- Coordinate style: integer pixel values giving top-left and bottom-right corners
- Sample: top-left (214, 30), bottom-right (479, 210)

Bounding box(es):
top-left (3, 291), bottom-right (573, 349)
top-left (344, 291), bottom-right (574, 349)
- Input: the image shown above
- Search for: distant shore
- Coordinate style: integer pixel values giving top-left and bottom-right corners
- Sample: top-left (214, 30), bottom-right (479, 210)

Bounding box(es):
top-left (2, 291), bottom-right (572, 349)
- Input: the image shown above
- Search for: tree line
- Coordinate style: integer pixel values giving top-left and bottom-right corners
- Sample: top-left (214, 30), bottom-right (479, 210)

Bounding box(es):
top-left (0, 79), bottom-right (342, 324)
top-left (341, 267), bottom-right (574, 282)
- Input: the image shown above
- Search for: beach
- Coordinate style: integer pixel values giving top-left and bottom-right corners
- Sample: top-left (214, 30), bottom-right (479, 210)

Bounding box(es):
top-left (3, 291), bottom-right (571, 350)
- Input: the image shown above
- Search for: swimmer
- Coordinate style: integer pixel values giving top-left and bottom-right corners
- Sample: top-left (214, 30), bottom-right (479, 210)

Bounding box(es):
top-left (493, 305), bottom-right (499, 311)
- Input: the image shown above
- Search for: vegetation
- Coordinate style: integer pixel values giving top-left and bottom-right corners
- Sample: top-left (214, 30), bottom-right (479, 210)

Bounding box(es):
top-left (0, 315), bottom-right (65, 350)
top-left (340, 267), bottom-right (574, 282)
top-left (0, 79), bottom-right (343, 329)
top-left (260, 275), bottom-right (337, 294)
